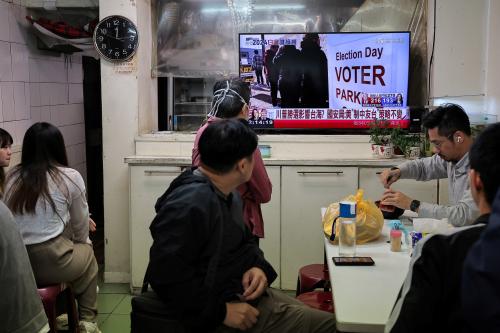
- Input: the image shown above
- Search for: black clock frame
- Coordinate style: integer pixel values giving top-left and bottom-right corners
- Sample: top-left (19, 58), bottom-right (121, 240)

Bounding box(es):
top-left (93, 15), bottom-right (139, 62)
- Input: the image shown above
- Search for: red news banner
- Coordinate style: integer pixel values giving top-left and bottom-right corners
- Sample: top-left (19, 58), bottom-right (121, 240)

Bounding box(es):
top-left (271, 108), bottom-right (409, 129)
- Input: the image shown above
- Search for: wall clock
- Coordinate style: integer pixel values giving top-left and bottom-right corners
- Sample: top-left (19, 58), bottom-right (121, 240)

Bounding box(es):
top-left (93, 15), bottom-right (139, 62)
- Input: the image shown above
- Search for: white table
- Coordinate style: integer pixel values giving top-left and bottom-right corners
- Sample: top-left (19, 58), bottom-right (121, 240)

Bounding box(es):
top-left (324, 223), bottom-right (412, 333)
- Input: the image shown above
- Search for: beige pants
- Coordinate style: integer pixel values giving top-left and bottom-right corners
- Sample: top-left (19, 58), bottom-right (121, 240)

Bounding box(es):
top-left (26, 234), bottom-right (98, 321)
top-left (215, 288), bottom-right (336, 333)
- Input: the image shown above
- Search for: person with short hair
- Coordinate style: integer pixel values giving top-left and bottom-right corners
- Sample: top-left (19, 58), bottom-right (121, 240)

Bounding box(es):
top-left (4, 122), bottom-right (100, 333)
top-left (380, 103), bottom-right (479, 226)
top-left (0, 128), bottom-right (13, 198)
top-left (149, 119), bottom-right (336, 332)
top-left (385, 122), bottom-right (500, 333)
top-left (192, 79), bottom-right (272, 243)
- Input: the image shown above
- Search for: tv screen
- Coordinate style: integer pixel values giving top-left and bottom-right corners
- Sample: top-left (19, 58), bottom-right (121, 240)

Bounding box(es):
top-left (239, 32), bottom-right (410, 130)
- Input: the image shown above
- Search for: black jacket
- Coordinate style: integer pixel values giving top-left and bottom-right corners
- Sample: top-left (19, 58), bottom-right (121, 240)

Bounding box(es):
top-left (386, 214), bottom-right (489, 333)
top-left (462, 190), bottom-right (500, 332)
top-left (146, 168), bottom-right (277, 331)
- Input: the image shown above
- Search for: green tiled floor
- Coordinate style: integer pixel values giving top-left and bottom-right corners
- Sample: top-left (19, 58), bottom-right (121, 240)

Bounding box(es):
top-left (96, 283), bottom-right (131, 333)
top-left (95, 283), bottom-right (296, 332)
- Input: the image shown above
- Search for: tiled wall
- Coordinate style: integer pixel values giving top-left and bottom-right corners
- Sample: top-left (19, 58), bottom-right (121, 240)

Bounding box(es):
top-left (0, 0), bottom-right (86, 180)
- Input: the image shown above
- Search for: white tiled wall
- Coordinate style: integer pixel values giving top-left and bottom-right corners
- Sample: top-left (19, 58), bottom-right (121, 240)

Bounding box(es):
top-left (0, 0), bottom-right (86, 181)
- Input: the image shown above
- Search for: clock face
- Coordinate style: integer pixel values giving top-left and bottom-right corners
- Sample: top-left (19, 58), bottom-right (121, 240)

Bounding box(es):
top-left (93, 15), bottom-right (139, 62)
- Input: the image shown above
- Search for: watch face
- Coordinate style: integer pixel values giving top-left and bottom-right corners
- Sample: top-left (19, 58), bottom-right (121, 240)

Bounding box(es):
top-left (93, 15), bottom-right (139, 62)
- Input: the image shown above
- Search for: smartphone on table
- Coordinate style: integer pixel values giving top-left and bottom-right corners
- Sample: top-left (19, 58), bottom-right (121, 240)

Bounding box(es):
top-left (332, 256), bottom-right (375, 266)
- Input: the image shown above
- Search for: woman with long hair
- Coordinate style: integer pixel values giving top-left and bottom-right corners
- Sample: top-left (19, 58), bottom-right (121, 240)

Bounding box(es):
top-left (4, 122), bottom-right (100, 333)
top-left (0, 128), bottom-right (13, 198)
top-left (192, 79), bottom-right (272, 243)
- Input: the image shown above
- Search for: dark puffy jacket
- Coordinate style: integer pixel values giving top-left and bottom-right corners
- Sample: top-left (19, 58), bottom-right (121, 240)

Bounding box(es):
top-left (147, 168), bottom-right (277, 331)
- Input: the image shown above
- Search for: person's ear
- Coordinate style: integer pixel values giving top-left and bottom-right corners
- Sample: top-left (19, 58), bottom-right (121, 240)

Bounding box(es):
top-left (454, 131), bottom-right (465, 143)
top-left (470, 169), bottom-right (483, 193)
top-left (240, 104), bottom-right (249, 119)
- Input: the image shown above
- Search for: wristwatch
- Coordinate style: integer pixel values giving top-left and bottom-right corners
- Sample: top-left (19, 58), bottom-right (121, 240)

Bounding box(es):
top-left (410, 199), bottom-right (421, 212)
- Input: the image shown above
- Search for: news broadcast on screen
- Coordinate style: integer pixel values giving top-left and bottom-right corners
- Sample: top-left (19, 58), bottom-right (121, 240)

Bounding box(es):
top-left (239, 32), bottom-right (410, 130)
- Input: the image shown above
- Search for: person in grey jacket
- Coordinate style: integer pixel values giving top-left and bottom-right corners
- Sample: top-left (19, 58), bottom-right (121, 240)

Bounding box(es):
top-left (0, 200), bottom-right (49, 333)
top-left (379, 104), bottom-right (479, 226)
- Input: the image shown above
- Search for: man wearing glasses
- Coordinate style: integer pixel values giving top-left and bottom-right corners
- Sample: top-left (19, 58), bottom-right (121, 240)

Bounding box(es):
top-left (379, 104), bottom-right (479, 226)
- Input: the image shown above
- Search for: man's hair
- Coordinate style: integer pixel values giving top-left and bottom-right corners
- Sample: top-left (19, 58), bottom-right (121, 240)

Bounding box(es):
top-left (423, 103), bottom-right (471, 137)
top-left (208, 79), bottom-right (251, 119)
top-left (199, 119), bottom-right (258, 174)
top-left (469, 122), bottom-right (500, 205)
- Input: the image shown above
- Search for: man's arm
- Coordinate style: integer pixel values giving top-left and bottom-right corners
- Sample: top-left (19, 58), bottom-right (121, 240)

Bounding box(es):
top-left (462, 208), bottom-right (500, 331)
top-left (385, 236), bottom-right (445, 333)
top-left (417, 188), bottom-right (479, 226)
top-left (398, 154), bottom-right (448, 181)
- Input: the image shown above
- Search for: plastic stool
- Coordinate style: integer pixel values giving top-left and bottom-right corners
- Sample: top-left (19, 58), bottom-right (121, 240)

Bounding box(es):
top-left (37, 284), bottom-right (80, 333)
top-left (296, 291), bottom-right (334, 313)
top-left (296, 263), bottom-right (330, 296)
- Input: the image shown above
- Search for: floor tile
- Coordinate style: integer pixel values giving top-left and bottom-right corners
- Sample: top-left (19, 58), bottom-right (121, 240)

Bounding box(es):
top-left (97, 313), bottom-right (109, 326)
top-left (113, 295), bottom-right (132, 315)
top-left (98, 283), bottom-right (130, 294)
top-left (99, 314), bottom-right (131, 333)
top-left (97, 293), bottom-right (125, 314)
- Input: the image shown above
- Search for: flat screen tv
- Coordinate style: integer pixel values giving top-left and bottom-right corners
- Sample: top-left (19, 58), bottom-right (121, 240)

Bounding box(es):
top-left (239, 32), bottom-right (411, 131)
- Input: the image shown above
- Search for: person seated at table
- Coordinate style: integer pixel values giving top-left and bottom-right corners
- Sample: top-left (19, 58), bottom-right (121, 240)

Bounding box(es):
top-left (192, 79), bottom-right (272, 244)
top-left (461, 147), bottom-right (500, 330)
top-left (4, 122), bottom-right (100, 333)
top-left (385, 122), bottom-right (500, 333)
top-left (379, 104), bottom-right (479, 226)
top-left (148, 119), bottom-right (336, 332)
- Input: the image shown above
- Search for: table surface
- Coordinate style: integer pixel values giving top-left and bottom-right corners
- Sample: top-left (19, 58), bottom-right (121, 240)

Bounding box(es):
top-left (323, 212), bottom-right (412, 333)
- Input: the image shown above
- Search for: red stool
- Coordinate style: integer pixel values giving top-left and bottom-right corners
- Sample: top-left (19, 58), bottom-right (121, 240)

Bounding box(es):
top-left (37, 284), bottom-right (80, 333)
top-left (296, 291), bottom-right (334, 313)
top-left (296, 263), bottom-right (330, 296)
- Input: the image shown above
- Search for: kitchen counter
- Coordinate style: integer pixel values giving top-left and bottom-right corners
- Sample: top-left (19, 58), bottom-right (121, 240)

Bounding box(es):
top-left (124, 155), bottom-right (407, 166)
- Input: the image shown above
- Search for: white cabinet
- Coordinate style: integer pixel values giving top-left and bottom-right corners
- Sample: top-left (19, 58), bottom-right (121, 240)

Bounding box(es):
top-left (129, 165), bottom-right (185, 289)
top-left (259, 166), bottom-right (281, 288)
top-left (280, 166), bottom-right (358, 290)
top-left (359, 167), bottom-right (438, 204)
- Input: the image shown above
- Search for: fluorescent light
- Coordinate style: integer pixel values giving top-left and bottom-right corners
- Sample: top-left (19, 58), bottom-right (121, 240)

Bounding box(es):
top-left (201, 4), bottom-right (305, 14)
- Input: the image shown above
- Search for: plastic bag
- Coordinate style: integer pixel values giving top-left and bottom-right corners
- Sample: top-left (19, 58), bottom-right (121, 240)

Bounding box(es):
top-left (323, 189), bottom-right (384, 244)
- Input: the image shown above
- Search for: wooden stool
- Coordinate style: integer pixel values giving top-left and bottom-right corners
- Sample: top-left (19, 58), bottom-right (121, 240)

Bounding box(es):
top-left (296, 291), bottom-right (334, 313)
top-left (37, 284), bottom-right (80, 333)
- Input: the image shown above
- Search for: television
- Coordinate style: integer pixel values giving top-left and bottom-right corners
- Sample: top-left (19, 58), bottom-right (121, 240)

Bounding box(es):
top-left (238, 32), bottom-right (411, 131)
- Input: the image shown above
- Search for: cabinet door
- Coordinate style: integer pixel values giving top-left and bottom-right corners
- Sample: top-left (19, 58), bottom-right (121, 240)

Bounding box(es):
top-left (359, 167), bottom-right (438, 204)
top-left (281, 166), bottom-right (358, 290)
top-left (259, 166), bottom-right (281, 288)
top-left (129, 165), bottom-right (185, 289)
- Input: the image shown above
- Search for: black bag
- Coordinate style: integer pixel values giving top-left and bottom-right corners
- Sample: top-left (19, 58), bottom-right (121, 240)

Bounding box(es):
top-left (130, 288), bottom-right (188, 333)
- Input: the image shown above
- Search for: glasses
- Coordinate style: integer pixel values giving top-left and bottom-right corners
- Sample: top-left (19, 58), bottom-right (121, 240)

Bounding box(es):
top-left (431, 133), bottom-right (455, 149)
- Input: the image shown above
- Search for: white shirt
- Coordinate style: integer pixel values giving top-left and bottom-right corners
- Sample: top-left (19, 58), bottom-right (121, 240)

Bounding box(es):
top-left (5, 167), bottom-right (90, 245)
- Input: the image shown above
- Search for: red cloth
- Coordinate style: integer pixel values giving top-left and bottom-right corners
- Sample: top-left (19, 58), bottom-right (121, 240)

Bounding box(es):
top-left (26, 16), bottom-right (91, 38)
top-left (192, 117), bottom-right (272, 238)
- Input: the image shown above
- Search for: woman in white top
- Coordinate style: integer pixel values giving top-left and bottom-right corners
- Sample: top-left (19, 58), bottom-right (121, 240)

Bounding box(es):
top-left (5, 122), bottom-right (100, 333)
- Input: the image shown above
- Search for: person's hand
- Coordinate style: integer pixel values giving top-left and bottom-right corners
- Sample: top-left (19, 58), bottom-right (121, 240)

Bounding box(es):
top-left (89, 218), bottom-right (96, 233)
top-left (241, 267), bottom-right (267, 301)
top-left (223, 302), bottom-right (259, 330)
top-left (379, 168), bottom-right (401, 188)
top-left (381, 189), bottom-right (412, 210)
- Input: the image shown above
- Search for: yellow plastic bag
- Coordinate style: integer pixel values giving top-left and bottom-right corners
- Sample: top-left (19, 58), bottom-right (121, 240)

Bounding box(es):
top-left (323, 189), bottom-right (384, 244)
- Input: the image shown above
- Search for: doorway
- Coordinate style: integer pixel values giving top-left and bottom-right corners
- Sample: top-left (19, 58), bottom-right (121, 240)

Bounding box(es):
top-left (83, 56), bottom-right (104, 265)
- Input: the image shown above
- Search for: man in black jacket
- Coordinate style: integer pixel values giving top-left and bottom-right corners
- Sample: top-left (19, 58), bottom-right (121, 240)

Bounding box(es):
top-left (147, 119), bottom-right (336, 332)
top-left (385, 122), bottom-right (500, 333)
